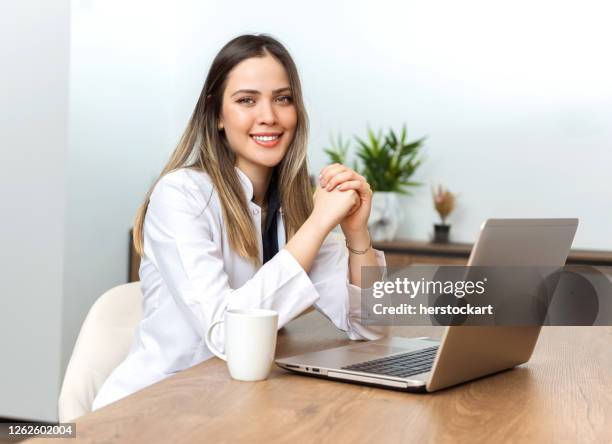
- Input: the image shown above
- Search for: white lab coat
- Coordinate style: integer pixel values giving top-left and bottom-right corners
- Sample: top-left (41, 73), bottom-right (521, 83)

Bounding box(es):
top-left (92, 167), bottom-right (387, 410)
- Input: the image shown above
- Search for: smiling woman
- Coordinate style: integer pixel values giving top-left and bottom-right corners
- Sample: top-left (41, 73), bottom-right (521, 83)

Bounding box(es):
top-left (133, 35), bottom-right (312, 262)
top-left (91, 34), bottom-right (388, 411)
top-left (220, 56), bottom-right (298, 203)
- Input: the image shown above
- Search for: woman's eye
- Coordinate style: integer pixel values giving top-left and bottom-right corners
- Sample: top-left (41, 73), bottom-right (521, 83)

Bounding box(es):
top-left (276, 95), bottom-right (293, 104)
top-left (237, 97), bottom-right (255, 105)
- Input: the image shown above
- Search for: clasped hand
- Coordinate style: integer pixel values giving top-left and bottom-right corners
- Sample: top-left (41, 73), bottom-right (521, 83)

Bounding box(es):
top-left (312, 163), bottom-right (372, 236)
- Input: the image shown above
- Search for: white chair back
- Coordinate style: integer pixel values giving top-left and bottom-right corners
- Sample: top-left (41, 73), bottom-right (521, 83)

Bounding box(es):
top-left (58, 282), bottom-right (142, 422)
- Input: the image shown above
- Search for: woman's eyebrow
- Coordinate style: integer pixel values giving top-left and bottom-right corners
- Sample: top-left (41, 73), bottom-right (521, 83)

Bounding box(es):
top-left (230, 87), bottom-right (291, 97)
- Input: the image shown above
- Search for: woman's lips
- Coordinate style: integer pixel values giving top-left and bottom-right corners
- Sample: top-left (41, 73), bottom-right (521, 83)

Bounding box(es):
top-left (250, 133), bottom-right (282, 148)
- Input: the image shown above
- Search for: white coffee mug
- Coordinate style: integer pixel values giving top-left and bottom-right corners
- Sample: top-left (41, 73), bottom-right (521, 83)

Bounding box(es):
top-left (204, 308), bottom-right (278, 381)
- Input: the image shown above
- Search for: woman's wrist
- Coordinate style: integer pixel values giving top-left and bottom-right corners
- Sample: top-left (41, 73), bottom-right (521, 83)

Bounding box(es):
top-left (343, 228), bottom-right (371, 251)
top-left (286, 213), bottom-right (330, 273)
top-left (308, 211), bottom-right (336, 236)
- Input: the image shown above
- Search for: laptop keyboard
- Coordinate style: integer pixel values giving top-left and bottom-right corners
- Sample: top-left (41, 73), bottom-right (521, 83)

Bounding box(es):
top-left (341, 346), bottom-right (439, 378)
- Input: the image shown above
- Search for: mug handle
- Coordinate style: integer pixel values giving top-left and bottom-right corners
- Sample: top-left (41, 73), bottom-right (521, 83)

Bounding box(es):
top-left (205, 319), bottom-right (227, 361)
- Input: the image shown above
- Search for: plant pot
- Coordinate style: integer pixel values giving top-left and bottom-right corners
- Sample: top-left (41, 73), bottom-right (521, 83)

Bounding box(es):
top-left (433, 224), bottom-right (450, 243)
top-left (368, 192), bottom-right (401, 241)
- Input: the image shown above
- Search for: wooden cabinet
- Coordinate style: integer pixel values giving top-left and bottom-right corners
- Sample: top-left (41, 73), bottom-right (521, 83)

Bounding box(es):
top-left (374, 240), bottom-right (471, 267)
top-left (129, 231), bottom-right (140, 283)
top-left (373, 239), bottom-right (612, 268)
top-left (128, 232), bottom-right (612, 283)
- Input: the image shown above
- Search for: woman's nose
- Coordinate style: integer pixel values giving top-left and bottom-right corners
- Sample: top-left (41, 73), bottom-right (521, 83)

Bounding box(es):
top-left (257, 100), bottom-right (276, 125)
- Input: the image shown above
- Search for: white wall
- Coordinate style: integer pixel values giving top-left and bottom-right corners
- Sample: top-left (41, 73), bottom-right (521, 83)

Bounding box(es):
top-left (0, 1), bottom-right (69, 421)
top-left (61, 0), bottom-right (176, 374)
top-left (0, 0), bottom-right (176, 421)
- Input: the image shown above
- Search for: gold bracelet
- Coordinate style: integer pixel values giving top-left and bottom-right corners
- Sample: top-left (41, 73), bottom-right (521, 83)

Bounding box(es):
top-left (345, 236), bottom-right (372, 254)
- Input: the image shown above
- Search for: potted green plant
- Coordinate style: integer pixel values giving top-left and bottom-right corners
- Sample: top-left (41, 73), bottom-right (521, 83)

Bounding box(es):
top-left (432, 184), bottom-right (455, 243)
top-left (325, 125), bottom-right (425, 241)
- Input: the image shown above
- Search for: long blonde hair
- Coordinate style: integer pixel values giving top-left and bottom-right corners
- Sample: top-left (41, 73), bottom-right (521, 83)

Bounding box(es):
top-left (133, 35), bottom-right (312, 264)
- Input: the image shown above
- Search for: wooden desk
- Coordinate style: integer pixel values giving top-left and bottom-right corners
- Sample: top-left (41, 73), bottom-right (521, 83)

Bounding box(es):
top-left (31, 313), bottom-right (612, 443)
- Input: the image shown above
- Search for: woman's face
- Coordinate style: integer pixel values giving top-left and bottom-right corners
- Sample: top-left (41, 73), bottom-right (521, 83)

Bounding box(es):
top-left (219, 54), bottom-right (297, 176)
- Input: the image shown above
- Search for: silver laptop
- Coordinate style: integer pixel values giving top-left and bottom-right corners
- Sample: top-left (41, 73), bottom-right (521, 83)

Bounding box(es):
top-left (276, 218), bottom-right (578, 392)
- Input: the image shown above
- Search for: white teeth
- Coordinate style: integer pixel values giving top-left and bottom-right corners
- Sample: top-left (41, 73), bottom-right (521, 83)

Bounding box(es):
top-left (252, 135), bottom-right (280, 142)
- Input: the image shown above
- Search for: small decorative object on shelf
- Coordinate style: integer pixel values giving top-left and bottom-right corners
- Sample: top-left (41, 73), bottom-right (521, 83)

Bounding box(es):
top-left (324, 125), bottom-right (426, 241)
top-left (432, 184), bottom-right (455, 243)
